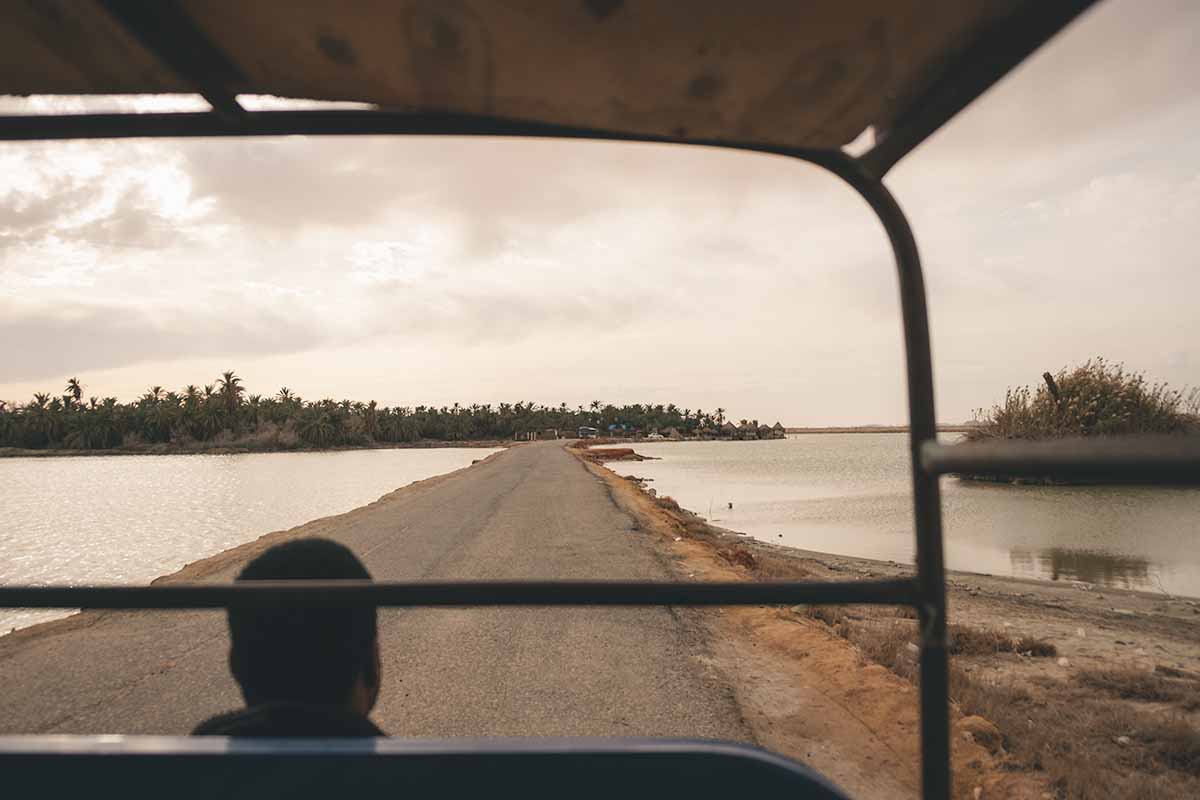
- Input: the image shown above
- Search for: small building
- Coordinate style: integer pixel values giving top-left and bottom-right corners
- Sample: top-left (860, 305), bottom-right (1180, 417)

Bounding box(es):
top-left (738, 422), bottom-right (758, 440)
top-left (540, 428), bottom-right (559, 440)
top-left (719, 422), bottom-right (738, 439)
top-left (771, 422), bottom-right (787, 439)
top-left (663, 427), bottom-right (682, 440)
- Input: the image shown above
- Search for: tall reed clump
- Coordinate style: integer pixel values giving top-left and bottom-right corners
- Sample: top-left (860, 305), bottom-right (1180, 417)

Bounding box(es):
top-left (966, 359), bottom-right (1198, 441)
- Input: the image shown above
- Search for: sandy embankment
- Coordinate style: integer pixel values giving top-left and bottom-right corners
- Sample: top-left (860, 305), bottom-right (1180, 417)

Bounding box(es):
top-left (572, 444), bottom-right (1200, 799)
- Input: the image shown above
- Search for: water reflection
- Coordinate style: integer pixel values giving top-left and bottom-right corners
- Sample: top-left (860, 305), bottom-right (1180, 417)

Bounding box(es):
top-left (1010, 547), bottom-right (1152, 590)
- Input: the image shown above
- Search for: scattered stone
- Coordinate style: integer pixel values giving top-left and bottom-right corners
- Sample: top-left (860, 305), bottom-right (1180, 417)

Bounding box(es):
top-left (1135, 648), bottom-right (1147, 656)
top-left (1115, 736), bottom-right (1131, 746)
top-left (1057, 657), bottom-right (1071, 668)
top-left (1076, 628), bottom-right (1086, 638)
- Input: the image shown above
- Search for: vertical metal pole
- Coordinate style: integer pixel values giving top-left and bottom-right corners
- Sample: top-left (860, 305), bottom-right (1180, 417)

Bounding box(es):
top-left (815, 154), bottom-right (950, 800)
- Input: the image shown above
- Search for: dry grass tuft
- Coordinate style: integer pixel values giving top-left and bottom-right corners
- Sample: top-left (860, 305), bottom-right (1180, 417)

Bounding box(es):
top-left (948, 624), bottom-right (1056, 657)
top-left (1141, 717), bottom-right (1200, 775)
top-left (1076, 668), bottom-right (1199, 707)
top-left (654, 495), bottom-right (682, 512)
top-left (717, 546), bottom-right (757, 570)
top-left (951, 668), bottom-right (1200, 797)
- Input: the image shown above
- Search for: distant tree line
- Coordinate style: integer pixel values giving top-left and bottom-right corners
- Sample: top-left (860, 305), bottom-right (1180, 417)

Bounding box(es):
top-left (0, 371), bottom-right (748, 451)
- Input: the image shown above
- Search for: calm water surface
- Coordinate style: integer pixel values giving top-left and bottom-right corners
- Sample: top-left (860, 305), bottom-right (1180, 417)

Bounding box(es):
top-left (0, 447), bottom-right (498, 633)
top-left (625, 434), bottom-right (1200, 597)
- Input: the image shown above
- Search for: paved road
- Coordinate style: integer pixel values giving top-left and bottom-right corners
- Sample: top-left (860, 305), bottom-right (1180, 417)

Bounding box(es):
top-left (0, 442), bottom-right (749, 740)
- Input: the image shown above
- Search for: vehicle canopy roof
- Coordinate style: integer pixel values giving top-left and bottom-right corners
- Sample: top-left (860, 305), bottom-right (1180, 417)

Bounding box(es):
top-left (2, 0), bottom-right (1096, 172)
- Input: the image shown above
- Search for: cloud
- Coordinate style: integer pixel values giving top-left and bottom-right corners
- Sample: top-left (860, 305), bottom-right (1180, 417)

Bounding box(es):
top-left (0, 302), bottom-right (328, 382)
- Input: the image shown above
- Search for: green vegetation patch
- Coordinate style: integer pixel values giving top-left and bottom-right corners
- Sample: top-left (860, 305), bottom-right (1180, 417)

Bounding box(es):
top-left (967, 359), bottom-right (1198, 442)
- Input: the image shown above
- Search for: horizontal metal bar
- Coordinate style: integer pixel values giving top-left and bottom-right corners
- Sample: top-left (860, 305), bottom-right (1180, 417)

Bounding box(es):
top-left (0, 108), bottom-right (833, 161)
top-left (0, 579), bottom-right (918, 609)
top-left (922, 436), bottom-right (1200, 483)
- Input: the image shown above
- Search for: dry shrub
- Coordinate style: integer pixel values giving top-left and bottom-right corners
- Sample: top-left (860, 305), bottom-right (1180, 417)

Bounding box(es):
top-left (655, 495), bottom-right (682, 512)
top-left (948, 624), bottom-right (1056, 657)
top-left (807, 605), bottom-right (847, 627)
top-left (854, 620), bottom-right (919, 681)
top-left (1076, 668), bottom-right (1192, 704)
top-left (753, 552), bottom-right (809, 580)
top-left (1141, 717), bottom-right (1200, 775)
top-left (717, 546), bottom-right (757, 570)
top-left (952, 667), bottom-right (1200, 797)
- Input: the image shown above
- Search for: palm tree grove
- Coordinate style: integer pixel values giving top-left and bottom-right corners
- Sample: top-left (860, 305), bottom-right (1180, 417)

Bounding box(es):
top-left (0, 372), bottom-right (770, 453)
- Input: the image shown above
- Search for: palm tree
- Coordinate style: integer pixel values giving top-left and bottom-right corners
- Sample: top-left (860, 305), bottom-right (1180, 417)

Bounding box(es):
top-left (297, 409), bottom-right (336, 447)
top-left (245, 394), bottom-right (263, 428)
top-left (716, 407), bottom-right (726, 426)
top-left (64, 377), bottom-right (83, 406)
top-left (217, 371), bottom-right (244, 416)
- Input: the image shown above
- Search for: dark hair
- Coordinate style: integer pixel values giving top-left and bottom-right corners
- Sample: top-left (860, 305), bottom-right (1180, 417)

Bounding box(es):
top-left (228, 538), bottom-right (377, 707)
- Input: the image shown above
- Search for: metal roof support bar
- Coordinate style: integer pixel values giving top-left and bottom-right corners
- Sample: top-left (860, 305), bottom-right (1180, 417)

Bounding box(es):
top-left (97, 0), bottom-right (245, 121)
top-left (814, 155), bottom-right (951, 800)
top-left (859, 0), bottom-right (1099, 178)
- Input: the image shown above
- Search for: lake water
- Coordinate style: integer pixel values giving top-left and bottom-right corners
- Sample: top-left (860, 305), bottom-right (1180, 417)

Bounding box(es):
top-left (624, 434), bottom-right (1200, 597)
top-left (0, 447), bottom-right (498, 633)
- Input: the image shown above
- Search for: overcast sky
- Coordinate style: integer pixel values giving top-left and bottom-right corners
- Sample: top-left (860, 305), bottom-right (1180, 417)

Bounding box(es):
top-left (1, 0), bottom-right (1197, 425)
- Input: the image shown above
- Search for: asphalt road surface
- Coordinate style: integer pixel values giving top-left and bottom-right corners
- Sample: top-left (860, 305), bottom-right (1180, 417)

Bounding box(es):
top-left (0, 441), bottom-right (750, 740)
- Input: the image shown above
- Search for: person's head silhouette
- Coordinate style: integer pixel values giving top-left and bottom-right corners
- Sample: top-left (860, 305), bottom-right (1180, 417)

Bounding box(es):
top-left (194, 538), bottom-right (384, 736)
